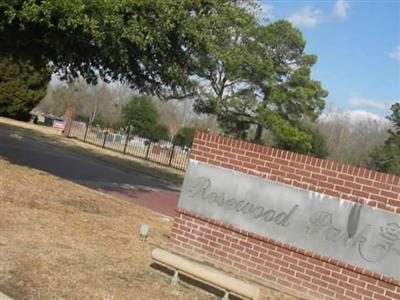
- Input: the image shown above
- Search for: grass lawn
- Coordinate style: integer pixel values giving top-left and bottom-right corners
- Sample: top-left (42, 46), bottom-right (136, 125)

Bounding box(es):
top-left (0, 117), bottom-right (184, 185)
top-left (0, 117), bottom-right (298, 300)
top-left (0, 159), bottom-right (213, 299)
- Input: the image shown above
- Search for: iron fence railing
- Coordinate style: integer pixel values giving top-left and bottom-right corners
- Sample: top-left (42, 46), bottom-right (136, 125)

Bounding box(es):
top-left (69, 120), bottom-right (190, 170)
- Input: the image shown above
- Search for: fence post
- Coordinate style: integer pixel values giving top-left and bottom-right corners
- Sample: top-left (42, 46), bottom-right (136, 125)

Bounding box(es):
top-left (145, 140), bottom-right (151, 160)
top-left (102, 125), bottom-right (109, 148)
top-left (63, 106), bottom-right (75, 137)
top-left (168, 144), bottom-right (176, 166)
top-left (83, 120), bottom-right (89, 141)
top-left (123, 128), bottom-right (130, 154)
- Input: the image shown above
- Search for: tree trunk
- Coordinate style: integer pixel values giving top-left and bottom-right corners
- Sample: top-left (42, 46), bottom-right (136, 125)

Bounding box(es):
top-left (253, 124), bottom-right (263, 144)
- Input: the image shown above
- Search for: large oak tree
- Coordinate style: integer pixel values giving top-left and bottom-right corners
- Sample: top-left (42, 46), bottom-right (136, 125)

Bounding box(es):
top-left (0, 0), bottom-right (253, 95)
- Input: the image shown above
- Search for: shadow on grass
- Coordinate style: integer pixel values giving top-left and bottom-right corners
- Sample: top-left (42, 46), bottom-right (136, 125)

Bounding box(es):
top-left (0, 122), bottom-right (184, 187)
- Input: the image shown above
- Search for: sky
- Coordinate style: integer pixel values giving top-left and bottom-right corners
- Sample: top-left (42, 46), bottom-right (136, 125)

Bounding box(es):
top-left (258, 0), bottom-right (400, 120)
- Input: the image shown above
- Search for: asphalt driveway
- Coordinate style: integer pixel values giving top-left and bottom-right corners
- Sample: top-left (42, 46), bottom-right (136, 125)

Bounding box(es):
top-left (0, 125), bottom-right (180, 216)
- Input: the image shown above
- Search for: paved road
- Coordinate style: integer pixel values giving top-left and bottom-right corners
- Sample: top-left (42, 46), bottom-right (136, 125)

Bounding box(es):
top-left (0, 125), bottom-right (180, 216)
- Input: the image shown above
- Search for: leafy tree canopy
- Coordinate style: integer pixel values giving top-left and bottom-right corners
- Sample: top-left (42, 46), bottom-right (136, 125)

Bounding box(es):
top-left (193, 20), bottom-right (328, 154)
top-left (273, 122), bottom-right (329, 158)
top-left (0, 0), bottom-right (255, 97)
top-left (369, 103), bottom-right (400, 175)
top-left (122, 95), bottom-right (169, 141)
top-left (0, 56), bottom-right (51, 120)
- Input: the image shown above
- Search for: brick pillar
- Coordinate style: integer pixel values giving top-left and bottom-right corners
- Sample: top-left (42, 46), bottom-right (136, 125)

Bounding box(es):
top-left (62, 106), bottom-right (75, 137)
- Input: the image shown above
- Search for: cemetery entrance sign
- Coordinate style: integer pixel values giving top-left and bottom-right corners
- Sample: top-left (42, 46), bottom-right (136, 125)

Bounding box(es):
top-left (178, 160), bottom-right (400, 280)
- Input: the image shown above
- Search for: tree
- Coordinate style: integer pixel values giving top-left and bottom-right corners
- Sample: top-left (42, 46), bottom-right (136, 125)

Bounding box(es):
top-left (0, 0), bottom-right (256, 97)
top-left (194, 20), bottom-right (328, 153)
top-left (192, 5), bottom-right (259, 139)
top-left (148, 123), bottom-right (170, 141)
top-left (174, 127), bottom-right (196, 147)
top-left (274, 122), bottom-right (329, 158)
top-left (369, 103), bottom-right (400, 175)
top-left (316, 108), bottom-right (390, 167)
top-left (39, 79), bottom-right (124, 126)
top-left (0, 56), bottom-right (51, 120)
top-left (122, 95), bottom-right (170, 140)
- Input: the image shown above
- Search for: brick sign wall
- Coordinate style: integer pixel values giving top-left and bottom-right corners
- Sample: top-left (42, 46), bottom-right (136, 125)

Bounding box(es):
top-left (169, 132), bottom-right (400, 300)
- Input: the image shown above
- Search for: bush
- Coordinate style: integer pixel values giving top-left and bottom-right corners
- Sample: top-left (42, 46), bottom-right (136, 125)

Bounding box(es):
top-left (147, 123), bottom-right (170, 142)
top-left (174, 127), bottom-right (196, 147)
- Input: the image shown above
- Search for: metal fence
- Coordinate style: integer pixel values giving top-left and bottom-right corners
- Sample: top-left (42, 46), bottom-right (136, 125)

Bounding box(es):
top-left (69, 121), bottom-right (190, 170)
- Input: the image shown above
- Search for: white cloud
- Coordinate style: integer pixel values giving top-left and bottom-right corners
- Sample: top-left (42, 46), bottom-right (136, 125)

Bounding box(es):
top-left (389, 46), bottom-right (400, 61)
top-left (288, 6), bottom-right (321, 28)
top-left (258, 4), bottom-right (274, 21)
top-left (345, 110), bottom-right (387, 123)
top-left (333, 0), bottom-right (349, 20)
top-left (349, 97), bottom-right (389, 110)
top-left (348, 97), bottom-right (388, 110)
top-left (320, 110), bottom-right (389, 125)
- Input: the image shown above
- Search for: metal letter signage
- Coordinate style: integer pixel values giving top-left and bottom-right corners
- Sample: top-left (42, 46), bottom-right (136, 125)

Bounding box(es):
top-left (178, 160), bottom-right (400, 279)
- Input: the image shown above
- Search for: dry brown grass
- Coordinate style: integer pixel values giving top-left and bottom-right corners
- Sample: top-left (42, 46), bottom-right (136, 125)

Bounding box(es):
top-left (0, 159), bottom-right (212, 300)
top-left (0, 117), bottom-right (61, 137)
top-left (0, 159), bottom-right (299, 300)
top-left (0, 117), bottom-right (299, 300)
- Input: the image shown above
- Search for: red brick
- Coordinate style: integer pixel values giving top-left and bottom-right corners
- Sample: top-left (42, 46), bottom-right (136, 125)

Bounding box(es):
top-left (386, 290), bottom-right (400, 300)
top-left (358, 274), bottom-right (378, 285)
top-left (290, 264), bottom-right (305, 273)
top-left (298, 261), bottom-right (314, 270)
top-left (335, 294), bottom-right (352, 300)
top-left (200, 243), bottom-right (214, 253)
top-left (328, 284), bottom-right (345, 295)
top-left (319, 287), bottom-right (335, 297)
top-left (277, 278), bottom-right (293, 287)
top-left (306, 269), bottom-right (322, 279)
top-left (348, 278), bottom-right (366, 288)
top-left (381, 190), bottom-right (398, 199)
top-left (285, 275), bottom-right (302, 286)
top-left (304, 165), bottom-right (321, 173)
top-left (374, 294), bottom-right (393, 300)
top-left (377, 280), bottom-right (397, 291)
top-left (321, 169), bottom-right (338, 177)
top-left (268, 250), bottom-right (283, 259)
top-left (355, 287), bottom-right (373, 297)
top-left (335, 185), bottom-right (352, 194)
top-left (296, 272), bottom-right (311, 282)
top-left (331, 272), bottom-right (347, 282)
top-left (338, 281), bottom-right (355, 291)
top-left (279, 266), bottom-right (295, 276)
top-left (366, 283), bottom-right (384, 294)
top-left (274, 258), bottom-right (289, 268)
top-left (247, 267), bottom-right (262, 277)
top-left (292, 284), bottom-right (308, 294)
top-left (246, 151), bottom-right (260, 159)
top-left (312, 277), bottom-right (329, 288)
top-left (344, 290), bottom-right (363, 300)
top-left (391, 185), bottom-right (400, 193)
top-left (218, 144), bottom-right (232, 152)
top-left (309, 290), bottom-right (325, 299)
top-left (328, 177), bottom-right (345, 185)
top-left (344, 181), bottom-right (362, 190)
top-left (302, 281), bottom-right (319, 291)
top-left (362, 185), bottom-right (380, 195)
